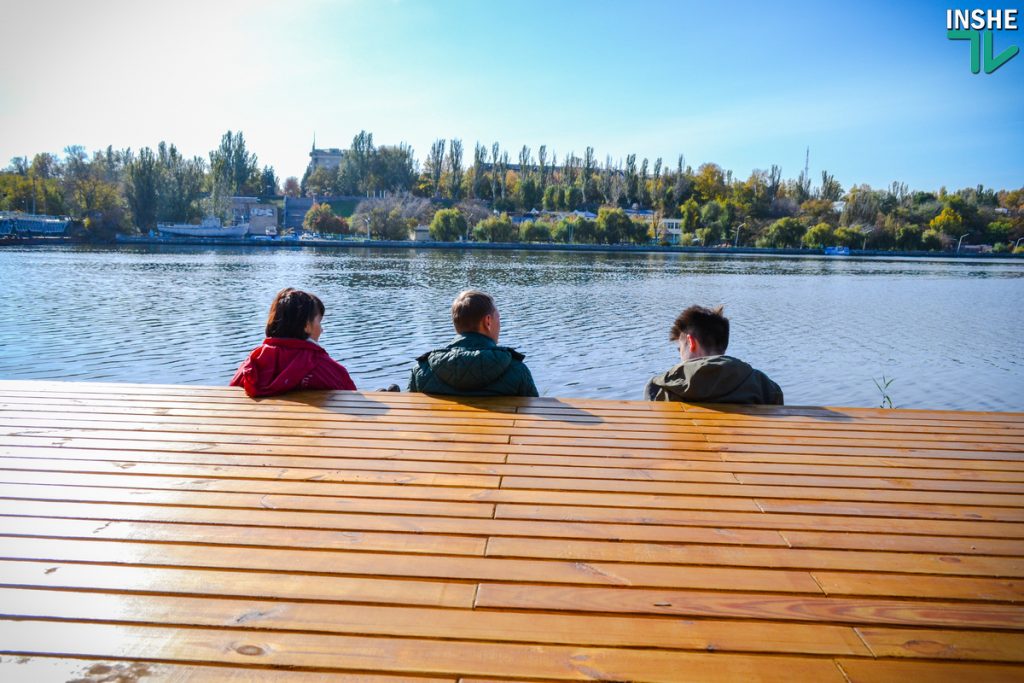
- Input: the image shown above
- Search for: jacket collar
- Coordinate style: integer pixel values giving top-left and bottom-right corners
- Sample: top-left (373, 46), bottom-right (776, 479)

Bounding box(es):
top-left (263, 337), bottom-right (323, 351)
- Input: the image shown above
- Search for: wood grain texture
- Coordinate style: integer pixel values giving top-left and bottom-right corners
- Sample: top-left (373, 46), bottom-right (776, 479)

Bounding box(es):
top-left (0, 379), bottom-right (1021, 679)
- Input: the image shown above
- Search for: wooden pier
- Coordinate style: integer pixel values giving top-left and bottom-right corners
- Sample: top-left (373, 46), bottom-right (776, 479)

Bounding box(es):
top-left (0, 380), bottom-right (1021, 681)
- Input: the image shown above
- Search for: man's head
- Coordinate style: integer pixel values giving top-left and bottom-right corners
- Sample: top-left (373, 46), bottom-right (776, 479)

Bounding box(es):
top-left (451, 289), bottom-right (501, 342)
top-left (669, 305), bottom-right (729, 361)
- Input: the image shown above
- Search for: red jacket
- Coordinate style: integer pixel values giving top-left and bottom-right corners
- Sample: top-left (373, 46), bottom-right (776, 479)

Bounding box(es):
top-left (230, 337), bottom-right (356, 398)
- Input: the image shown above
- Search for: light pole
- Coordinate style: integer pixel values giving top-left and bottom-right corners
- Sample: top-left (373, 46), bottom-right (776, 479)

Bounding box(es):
top-left (1015, 237), bottom-right (1024, 249)
top-left (956, 233), bottom-right (969, 255)
top-left (733, 222), bottom-right (745, 248)
top-left (363, 215), bottom-right (370, 240)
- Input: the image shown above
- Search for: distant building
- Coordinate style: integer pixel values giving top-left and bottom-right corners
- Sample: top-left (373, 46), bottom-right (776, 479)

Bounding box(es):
top-left (231, 197), bottom-right (278, 236)
top-left (309, 138), bottom-right (346, 172)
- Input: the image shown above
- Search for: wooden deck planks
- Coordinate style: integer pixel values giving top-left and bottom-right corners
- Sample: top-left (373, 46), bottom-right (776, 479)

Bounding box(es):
top-left (0, 379), bottom-right (1022, 680)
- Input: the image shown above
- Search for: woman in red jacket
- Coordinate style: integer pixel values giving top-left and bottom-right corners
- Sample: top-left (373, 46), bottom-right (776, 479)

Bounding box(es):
top-left (230, 288), bottom-right (356, 397)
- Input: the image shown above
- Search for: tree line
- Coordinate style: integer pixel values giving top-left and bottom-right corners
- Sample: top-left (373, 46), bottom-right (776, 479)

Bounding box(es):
top-left (0, 132), bottom-right (278, 239)
top-left (3, 128), bottom-right (1021, 251)
top-left (300, 131), bottom-right (1023, 251)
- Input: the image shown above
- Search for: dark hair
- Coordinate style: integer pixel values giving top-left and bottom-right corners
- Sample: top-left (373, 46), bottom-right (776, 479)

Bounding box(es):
top-left (669, 305), bottom-right (729, 354)
top-left (451, 290), bottom-right (496, 333)
top-left (265, 288), bottom-right (325, 339)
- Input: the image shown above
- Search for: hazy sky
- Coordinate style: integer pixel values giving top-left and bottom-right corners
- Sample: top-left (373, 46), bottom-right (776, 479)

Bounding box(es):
top-left (1, 0), bottom-right (1021, 190)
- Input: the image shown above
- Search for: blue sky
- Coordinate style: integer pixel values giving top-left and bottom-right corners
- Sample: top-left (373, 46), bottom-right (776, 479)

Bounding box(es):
top-left (1, 0), bottom-right (1021, 191)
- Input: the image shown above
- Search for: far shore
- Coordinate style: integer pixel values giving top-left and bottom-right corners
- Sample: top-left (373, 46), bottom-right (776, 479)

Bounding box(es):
top-left (3, 235), bottom-right (1022, 261)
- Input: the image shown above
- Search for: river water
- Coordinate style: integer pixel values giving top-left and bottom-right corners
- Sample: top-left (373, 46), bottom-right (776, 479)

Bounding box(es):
top-left (0, 245), bottom-right (1021, 411)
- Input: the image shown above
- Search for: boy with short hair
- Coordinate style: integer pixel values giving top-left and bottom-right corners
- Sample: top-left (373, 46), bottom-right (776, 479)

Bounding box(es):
top-left (645, 305), bottom-right (783, 404)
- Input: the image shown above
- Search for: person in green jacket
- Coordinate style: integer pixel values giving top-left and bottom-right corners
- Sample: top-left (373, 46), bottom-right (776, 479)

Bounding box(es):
top-left (645, 305), bottom-right (783, 405)
top-left (408, 290), bottom-right (539, 397)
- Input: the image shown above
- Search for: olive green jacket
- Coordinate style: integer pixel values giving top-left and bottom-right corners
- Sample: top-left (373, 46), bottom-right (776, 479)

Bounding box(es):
top-left (646, 354), bottom-right (783, 405)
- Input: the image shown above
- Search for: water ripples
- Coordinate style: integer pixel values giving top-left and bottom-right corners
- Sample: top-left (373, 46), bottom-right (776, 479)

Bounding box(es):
top-left (0, 246), bottom-right (1022, 411)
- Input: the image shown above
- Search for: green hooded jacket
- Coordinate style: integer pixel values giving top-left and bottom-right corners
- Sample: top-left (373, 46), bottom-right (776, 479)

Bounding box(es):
top-left (408, 332), bottom-right (539, 397)
top-left (645, 355), bottom-right (784, 405)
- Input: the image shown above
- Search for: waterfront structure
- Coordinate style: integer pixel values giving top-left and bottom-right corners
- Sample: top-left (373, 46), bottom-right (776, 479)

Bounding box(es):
top-left (0, 212), bottom-right (70, 237)
top-left (231, 197), bottom-right (278, 236)
top-left (0, 378), bottom-right (1020, 679)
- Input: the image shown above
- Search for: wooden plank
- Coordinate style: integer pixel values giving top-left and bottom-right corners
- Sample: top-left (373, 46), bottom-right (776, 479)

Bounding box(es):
top-left (721, 450), bottom-right (1024, 470)
top-left (0, 656), bottom-right (432, 682)
top-left (0, 443), bottom-right (513, 467)
top-left (495, 503), bottom-right (1024, 536)
top-left (734, 472), bottom-right (1024, 494)
top-left (836, 659), bottom-right (1024, 683)
top-left (0, 420), bottom-right (514, 446)
top-left (678, 401), bottom-right (1024, 423)
top-left (755, 499), bottom-right (1024, 522)
top-left (782, 530), bottom-right (1024, 556)
top-left (713, 442), bottom-right (1024, 461)
top-left (812, 571), bottom-right (1024, 601)
top-left (507, 453), bottom-right (1024, 480)
top-left (516, 431), bottom-right (1024, 454)
top-left (0, 432), bottom-right (510, 457)
top-left (0, 495), bottom-right (787, 546)
top-left (0, 516), bottom-right (487, 556)
top-left (0, 472), bottom-right (765, 513)
top-left (0, 537), bottom-right (824, 593)
top-left (0, 482), bottom-right (497, 519)
top-left (475, 584), bottom-right (1024, 629)
top-left (484, 537), bottom-right (1024, 578)
top-left (0, 453), bottom-right (747, 487)
top-left (0, 456), bottom-right (503, 489)
top-left (0, 587), bottom-right (871, 656)
top-left (0, 400), bottom-right (518, 427)
top-left (855, 627), bottom-right (1024, 662)
top-left (0, 470), bottom-right (506, 499)
top-left (498, 477), bottom-right (1024, 510)
top-left (0, 560), bottom-right (474, 607)
top-left (0, 409), bottom-right (519, 433)
top-left (0, 619), bottom-right (848, 682)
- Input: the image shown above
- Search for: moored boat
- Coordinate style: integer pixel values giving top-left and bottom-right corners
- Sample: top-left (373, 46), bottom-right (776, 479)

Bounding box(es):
top-left (157, 217), bottom-right (250, 238)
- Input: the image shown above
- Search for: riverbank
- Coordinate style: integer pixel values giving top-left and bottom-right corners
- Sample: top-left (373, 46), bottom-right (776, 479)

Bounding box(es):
top-left (5, 234), bottom-right (1020, 260)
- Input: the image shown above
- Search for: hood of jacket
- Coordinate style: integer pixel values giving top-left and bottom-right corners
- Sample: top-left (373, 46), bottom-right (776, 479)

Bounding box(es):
top-left (418, 332), bottom-right (525, 391)
top-left (651, 355), bottom-right (771, 403)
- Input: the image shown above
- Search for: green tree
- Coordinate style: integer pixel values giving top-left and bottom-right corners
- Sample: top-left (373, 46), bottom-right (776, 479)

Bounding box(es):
top-left (929, 207), bottom-right (963, 234)
top-left (521, 221), bottom-right (552, 242)
top-left (757, 217), bottom-right (805, 248)
top-left (362, 207), bottom-right (411, 240)
top-left (679, 198), bottom-right (700, 233)
top-left (259, 166), bottom-right (279, 198)
top-left (473, 213), bottom-right (516, 242)
top-left (986, 219), bottom-right (1013, 243)
top-left (430, 207), bottom-right (467, 241)
top-left (209, 130), bottom-right (259, 197)
top-left (156, 142), bottom-right (205, 223)
top-left (565, 186), bottom-right (583, 211)
top-left (693, 163), bottom-right (727, 202)
top-left (446, 139), bottom-right (464, 200)
top-left (833, 226), bottom-right (864, 248)
top-left (542, 185), bottom-right (559, 210)
top-left (921, 228), bottom-right (946, 250)
top-left (125, 147), bottom-right (160, 230)
top-left (596, 207), bottom-right (632, 244)
top-left (895, 224), bottom-right (923, 250)
top-left (303, 202), bottom-right (348, 234)
top-left (802, 222), bottom-right (835, 248)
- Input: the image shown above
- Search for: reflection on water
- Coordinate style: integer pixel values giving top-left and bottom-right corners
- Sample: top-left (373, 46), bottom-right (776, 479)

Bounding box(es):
top-left (0, 245), bottom-right (1022, 411)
